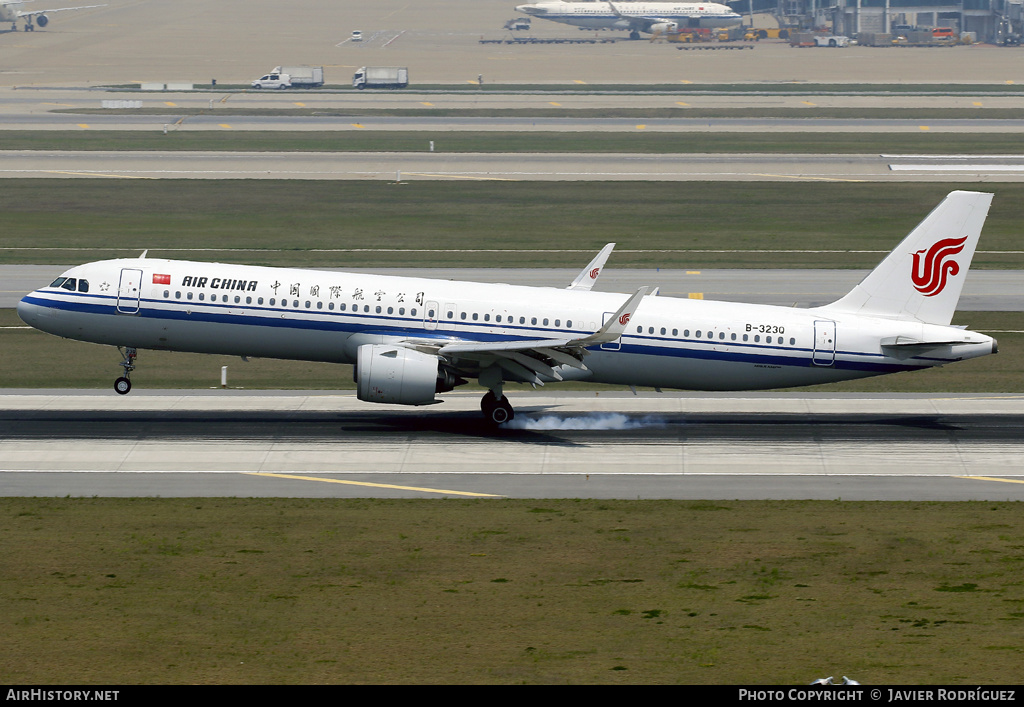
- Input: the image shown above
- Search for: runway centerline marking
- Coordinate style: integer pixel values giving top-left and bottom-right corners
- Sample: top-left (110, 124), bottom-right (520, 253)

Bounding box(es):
top-left (245, 472), bottom-right (503, 497)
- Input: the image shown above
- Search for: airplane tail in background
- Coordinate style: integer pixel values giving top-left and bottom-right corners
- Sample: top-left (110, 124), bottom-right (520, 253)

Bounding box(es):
top-left (819, 190), bottom-right (993, 326)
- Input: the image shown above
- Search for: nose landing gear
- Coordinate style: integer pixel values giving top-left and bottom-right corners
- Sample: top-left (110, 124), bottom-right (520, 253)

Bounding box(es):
top-left (114, 346), bottom-right (137, 395)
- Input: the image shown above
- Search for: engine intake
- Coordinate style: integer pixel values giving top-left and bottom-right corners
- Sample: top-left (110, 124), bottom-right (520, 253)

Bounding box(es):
top-left (356, 344), bottom-right (454, 406)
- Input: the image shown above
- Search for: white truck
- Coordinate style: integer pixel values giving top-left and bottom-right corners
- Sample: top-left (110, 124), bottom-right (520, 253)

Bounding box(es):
top-left (251, 66), bottom-right (325, 89)
top-left (353, 66), bottom-right (409, 89)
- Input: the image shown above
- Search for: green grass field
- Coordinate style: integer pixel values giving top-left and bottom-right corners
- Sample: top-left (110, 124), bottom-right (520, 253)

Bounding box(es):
top-left (8, 130), bottom-right (1024, 155)
top-left (3, 181), bottom-right (1024, 269)
top-left (2, 498), bottom-right (1022, 684)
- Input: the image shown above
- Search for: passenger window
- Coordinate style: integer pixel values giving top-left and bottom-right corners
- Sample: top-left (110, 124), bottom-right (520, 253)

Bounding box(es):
top-left (199, 293), bottom-right (205, 301)
top-left (519, 317), bottom-right (525, 324)
top-left (543, 318), bottom-right (549, 326)
top-left (555, 319), bottom-right (561, 327)
top-left (411, 308), bottom-right (417, 316)
top-left (375, 305), bottom-right (381, 313)
top-left (340, 303), bottom-right (346, 311)
top-left (719, 332), bottom-right (725, 340)
top-left (660, 327), bottom-right (666, 335)
top-left (236, 296), bottom-right (241, 304)
top-left (176, 291), bottom-right (181, 299)
top-left (460, 312), bottom-right (467, 320)
top-left (472, 313), bottom-right (478, 321)
top-left (696, 330), bottom-right (701, 337)
top-left (163, 290), bottom-right (169, 298)
top-left (188, 292), bottom-right (194, 301)
top-left (399, 307), bottom-right (405, 315)
top-left (484, 314), bottom-right (490, 322)
top-left (672, 329), bottom-right (678, 336)
top-left (532, 317), bottom-right (537, 325)
top-left (258, 297), bottom-right (264, 305)
top-left (790, 337), bottom-right (795, 345)
top-left (567, 320), bottom-right (572, 328)
top-left (317, 302), bottom-right (323, 310)
top-left (387, 306), bottom-right (393, 314)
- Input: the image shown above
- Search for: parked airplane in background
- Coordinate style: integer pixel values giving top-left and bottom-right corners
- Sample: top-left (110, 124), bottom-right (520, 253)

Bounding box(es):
top-left (18, 192), bottom-right (997, 425)
top-left (514, 1), bottom-right (742, 39)
top-left (1, 1), bottom-right (105, 31)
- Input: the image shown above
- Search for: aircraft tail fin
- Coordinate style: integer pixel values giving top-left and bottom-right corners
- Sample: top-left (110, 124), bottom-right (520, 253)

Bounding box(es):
top-left (818, 190), bottom-right (992, 326)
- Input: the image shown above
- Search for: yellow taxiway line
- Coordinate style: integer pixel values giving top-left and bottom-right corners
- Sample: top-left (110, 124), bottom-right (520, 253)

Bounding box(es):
top-left (245, 472), bottom-right (503, 497)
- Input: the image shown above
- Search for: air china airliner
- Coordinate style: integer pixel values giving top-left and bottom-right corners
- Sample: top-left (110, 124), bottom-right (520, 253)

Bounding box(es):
top-left (17, 191), bottom-right (997, 425)
top-left (515, 1), bottom-right (743, 38)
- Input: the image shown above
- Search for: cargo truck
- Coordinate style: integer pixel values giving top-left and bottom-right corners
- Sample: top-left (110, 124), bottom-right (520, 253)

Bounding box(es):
top-left (353, 66), bottom-right (409, 89)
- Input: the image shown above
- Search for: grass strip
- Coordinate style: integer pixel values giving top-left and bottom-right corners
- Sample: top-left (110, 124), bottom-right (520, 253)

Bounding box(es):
top-left (7, 130), bottom-right (1024, 154)
top-left (3, 181), bottom-right (1024, 269)
top-left (2, 498), bottom-right (1022, 684)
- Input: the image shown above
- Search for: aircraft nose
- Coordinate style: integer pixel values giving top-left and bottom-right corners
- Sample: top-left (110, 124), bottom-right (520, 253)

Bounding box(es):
top-left (16, 294), bottom-right (39, 327)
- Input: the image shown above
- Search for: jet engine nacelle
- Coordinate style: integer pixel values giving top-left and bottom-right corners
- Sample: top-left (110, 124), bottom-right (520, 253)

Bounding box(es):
top-left (355, 344), bottom-right (455, 406)
top-left (649, 21), bottom-right (677, 33)
top-left (36, 14), bottom-right (49, 27)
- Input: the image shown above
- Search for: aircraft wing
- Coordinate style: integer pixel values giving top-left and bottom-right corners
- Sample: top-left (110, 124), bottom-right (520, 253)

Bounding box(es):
top-left (606, 1), bottom-right (676, 32)
top-left (15, 4), bottom-right (105, 18)
top-left (402, 288), bottom-right (648, 385)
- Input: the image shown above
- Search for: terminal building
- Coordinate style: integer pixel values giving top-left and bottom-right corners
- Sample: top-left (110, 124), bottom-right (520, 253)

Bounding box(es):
top-left (759, 0), bottom-right (1023, 42)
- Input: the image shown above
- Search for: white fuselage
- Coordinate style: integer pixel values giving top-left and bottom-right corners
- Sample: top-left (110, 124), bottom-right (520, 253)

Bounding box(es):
top-left (16, 258), bottom-right (995, 393)
top-left (515, 1), bottom-right (743, 31)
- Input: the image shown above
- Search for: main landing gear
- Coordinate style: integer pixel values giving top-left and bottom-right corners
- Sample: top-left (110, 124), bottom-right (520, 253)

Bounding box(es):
top-left (481, 389), bottom-right (514, 426)
top-left (114, 346), bottom-right (137, 395)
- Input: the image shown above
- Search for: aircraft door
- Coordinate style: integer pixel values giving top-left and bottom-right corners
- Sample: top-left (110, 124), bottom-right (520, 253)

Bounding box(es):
top-left (600, 311), bottom-right (621, 350)
top-left (812, 320), bottom-right (836, 366)
top-left (423, 300), bottom-right (439, 330)
top-left (117, 268), bottom-right (143, 314)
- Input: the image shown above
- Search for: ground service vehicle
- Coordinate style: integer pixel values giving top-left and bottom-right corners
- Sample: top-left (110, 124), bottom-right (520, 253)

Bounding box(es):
top-left (268, 65), bottom-right (324, 87)
top-left (353, 66), bottom-right (409, 89)
top-left (251, 72), bottom-right (290, 89)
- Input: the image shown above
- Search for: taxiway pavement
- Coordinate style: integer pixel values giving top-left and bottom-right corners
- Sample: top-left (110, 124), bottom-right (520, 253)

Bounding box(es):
top-left (6, 150), bottom-right (1024, 181)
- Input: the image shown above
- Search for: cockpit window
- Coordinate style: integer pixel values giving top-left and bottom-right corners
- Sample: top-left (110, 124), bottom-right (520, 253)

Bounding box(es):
top-left (50, 277), bottom-right (67, 288)
top-left (60, 278), bottom-right (77, 291)
top-left (78, 280), bottom-right (89, 293)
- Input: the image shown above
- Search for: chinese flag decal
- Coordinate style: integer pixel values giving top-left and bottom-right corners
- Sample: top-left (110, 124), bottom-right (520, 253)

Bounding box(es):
top-left (153, 274), bottom-right (171, 285)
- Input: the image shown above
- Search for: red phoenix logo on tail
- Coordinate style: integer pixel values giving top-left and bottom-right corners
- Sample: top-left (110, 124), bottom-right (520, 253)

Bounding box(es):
top-left (911, 236), bottom-right (968, 297)
top-left (619, 313), bottom-right (631, 325)
top-left (589, 267), bottom-right (601, 280)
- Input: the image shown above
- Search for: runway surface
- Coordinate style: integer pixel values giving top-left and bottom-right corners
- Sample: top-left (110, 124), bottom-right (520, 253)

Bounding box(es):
top-left (4, 266), bottom-right (1023, 311)
top-left (6, 150), bottom-right (1024, 181)
top-left (3, 391), bottom-right (1024, 500)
